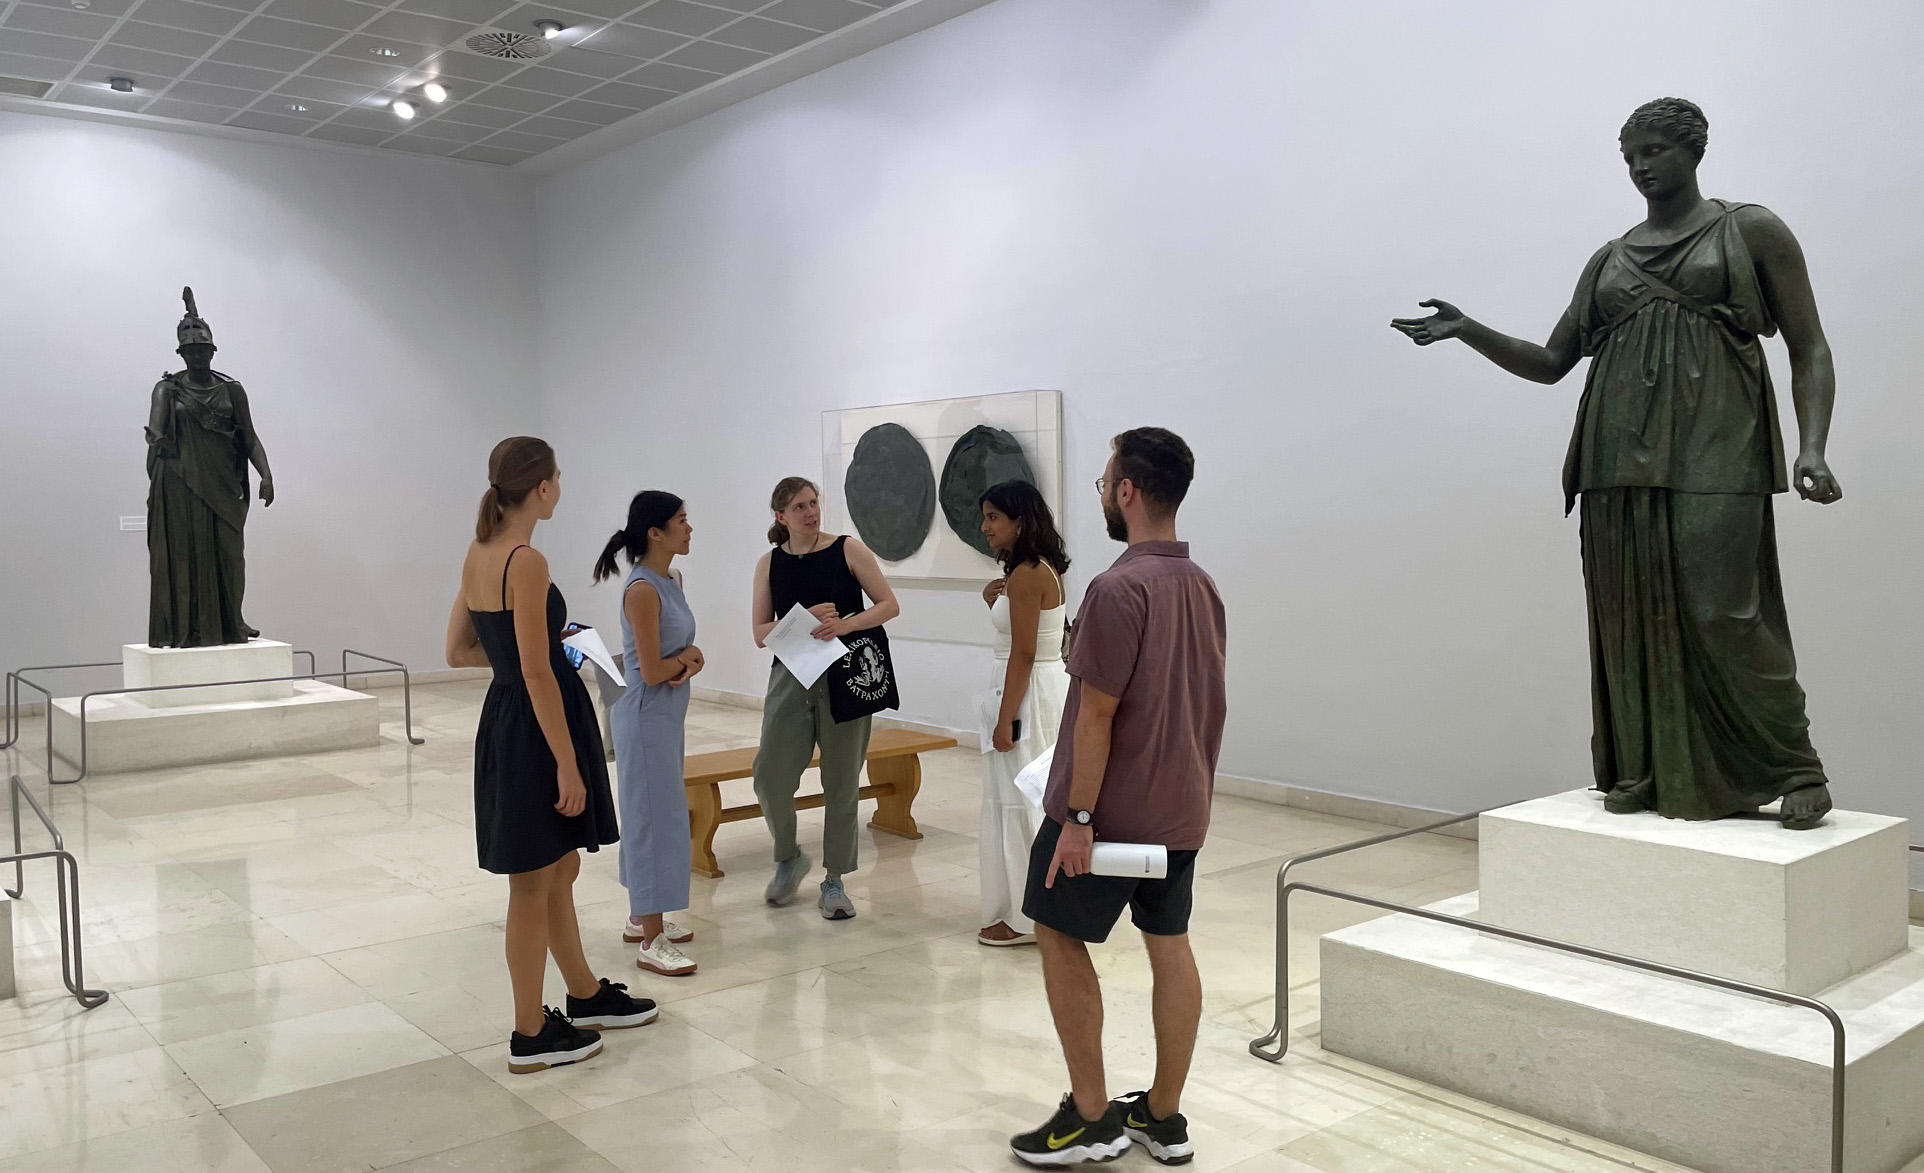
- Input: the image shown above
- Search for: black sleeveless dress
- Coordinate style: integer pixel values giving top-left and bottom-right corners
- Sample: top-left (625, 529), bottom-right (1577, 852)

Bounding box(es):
top-left (470, 546), bottom-right (619, 874)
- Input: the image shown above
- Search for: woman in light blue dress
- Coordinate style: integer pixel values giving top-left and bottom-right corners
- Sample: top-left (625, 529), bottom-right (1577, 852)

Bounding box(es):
top-left (592, 491), bottom-right (704, 976)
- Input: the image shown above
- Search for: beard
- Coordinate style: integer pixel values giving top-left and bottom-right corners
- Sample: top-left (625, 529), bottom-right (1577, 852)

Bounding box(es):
top-left (1103, 498), bottom-right (1127, 543)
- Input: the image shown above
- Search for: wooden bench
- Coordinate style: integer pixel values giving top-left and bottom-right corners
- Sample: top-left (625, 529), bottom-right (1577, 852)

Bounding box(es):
top-left (683, 727), bottom-right (958, 878)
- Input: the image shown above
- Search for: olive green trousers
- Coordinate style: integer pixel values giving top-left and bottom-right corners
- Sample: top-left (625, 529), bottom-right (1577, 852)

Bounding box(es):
top-left (752, 663), bottom-right (873, 875)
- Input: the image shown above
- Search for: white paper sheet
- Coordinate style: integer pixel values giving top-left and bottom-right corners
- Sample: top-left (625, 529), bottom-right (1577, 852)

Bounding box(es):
top-left (1014, 745), bottom-right (1053, 808)
top-left (563, 627), bottom-right (624, 686)
top-left (766, 603), bottom-right (848, 689)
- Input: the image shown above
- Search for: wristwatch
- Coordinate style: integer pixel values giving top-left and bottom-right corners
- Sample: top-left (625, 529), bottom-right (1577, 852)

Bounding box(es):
top-left (1068, 807), bottom-right (1093, 826)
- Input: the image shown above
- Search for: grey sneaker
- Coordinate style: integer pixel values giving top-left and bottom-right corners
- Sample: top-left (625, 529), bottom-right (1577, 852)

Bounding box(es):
top-left (765, 852), bottom-right (811, 906)
top-left (818, 876), bottom-right (856, 920)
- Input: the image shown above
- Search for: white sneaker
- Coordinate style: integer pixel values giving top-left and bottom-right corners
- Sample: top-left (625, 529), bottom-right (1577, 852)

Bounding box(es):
top-left (636, 935), bottom-right (698, 976)
top-left (623, 919), bottom-right (695, 945)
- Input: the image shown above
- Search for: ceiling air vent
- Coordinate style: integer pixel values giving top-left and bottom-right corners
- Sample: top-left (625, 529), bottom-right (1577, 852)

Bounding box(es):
top-left (0, 77), bottom-right (55, 99)
top-left (461, 29), bottom-right (552, 60)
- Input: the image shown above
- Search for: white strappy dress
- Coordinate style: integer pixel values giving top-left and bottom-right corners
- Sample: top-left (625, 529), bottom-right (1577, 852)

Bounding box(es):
top-left (979, 580), bottom-right (1070, 934)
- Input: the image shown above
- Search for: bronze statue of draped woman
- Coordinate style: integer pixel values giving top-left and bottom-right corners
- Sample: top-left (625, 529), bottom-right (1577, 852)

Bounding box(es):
top-left (145, 288), bottom-right (275, 648)
top-left (1393, 99), bottom-right (1840, 830)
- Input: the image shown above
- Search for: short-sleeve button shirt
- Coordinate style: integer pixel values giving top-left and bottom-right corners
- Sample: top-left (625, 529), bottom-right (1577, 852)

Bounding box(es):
top-left (1044, 541), bottom-right (1227, 850)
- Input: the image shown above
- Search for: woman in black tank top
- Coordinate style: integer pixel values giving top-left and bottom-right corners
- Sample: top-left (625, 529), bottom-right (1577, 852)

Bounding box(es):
top-left (770, 533), bottom-right (867, 621)
top-left (748, 477), bottom-right (901, 920)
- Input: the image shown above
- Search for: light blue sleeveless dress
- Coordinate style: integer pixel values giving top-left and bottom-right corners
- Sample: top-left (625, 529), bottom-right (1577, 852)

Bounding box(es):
top-left (612, 564), bottom-right (694, 916)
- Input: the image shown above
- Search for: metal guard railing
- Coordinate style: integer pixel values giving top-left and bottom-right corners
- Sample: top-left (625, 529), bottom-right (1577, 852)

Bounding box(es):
top-left (3, 649), bottom-right (424, 784)
top-left (5, 772), bottom-right (109, 1008)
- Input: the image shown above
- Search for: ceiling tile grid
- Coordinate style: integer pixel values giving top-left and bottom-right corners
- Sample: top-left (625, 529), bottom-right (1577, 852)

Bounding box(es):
top-left (0, 0), bottom-right (898, 165)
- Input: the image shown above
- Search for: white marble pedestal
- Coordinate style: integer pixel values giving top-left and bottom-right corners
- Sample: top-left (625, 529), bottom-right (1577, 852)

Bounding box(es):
top-left (1319, 789), bottom-right (1924, 1173)
top-left (1479, 789), bottom-right (1910, 994)
top-left (123, 640), bottom-right (294, 707)
top-left (50, 641), bottom-right (378, 774)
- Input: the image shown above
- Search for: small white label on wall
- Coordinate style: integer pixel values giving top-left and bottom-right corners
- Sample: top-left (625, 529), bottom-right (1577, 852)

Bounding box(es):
top-left (119, 516), bottom-right (146, 532)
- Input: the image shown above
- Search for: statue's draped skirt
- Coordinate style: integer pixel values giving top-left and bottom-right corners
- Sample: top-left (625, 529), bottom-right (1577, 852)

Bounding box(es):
top-left (1565, 202), bottom-right (1827, 819)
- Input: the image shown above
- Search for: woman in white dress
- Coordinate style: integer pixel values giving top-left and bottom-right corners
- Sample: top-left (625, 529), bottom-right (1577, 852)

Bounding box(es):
top-left (976, 480), bottom-right (1071, 947)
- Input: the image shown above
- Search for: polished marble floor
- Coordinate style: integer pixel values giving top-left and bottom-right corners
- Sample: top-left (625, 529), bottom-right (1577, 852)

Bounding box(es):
top-left (0, 683), bottom-right (1863, 1171)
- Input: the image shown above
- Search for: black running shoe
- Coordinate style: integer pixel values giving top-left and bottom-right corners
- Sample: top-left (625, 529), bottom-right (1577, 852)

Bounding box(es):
top-left (1010, 1094), bottom-right (1132, 1166)
top-left (1111, 1090), bottom-right (1194, 1165)
top-left (566, 978), bottom-right (660, 1029)
top-left (507, 1007), bottom-right (602, 1074)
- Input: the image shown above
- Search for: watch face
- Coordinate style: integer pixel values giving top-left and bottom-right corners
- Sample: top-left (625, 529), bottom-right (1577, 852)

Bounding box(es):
top-left (1074, 809), bottom-right (1091, 825)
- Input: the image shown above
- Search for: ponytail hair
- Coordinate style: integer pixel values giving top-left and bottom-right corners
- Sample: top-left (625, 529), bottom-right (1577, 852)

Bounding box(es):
top-left (592, 530), bottom-right (629, 584)
top-left (592, 490), bottom-right (685, 582)
top-left (767, 476), bottom-right (819, 546)
top-left (476, 436), bottom-right (557, 541)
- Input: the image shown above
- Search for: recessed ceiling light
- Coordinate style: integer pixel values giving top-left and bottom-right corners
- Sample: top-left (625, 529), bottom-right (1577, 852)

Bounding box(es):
top-left (533, 19), bottom-right (565, 38)
top-left (70, 0), bottom-right (89, 8)
top-left (285, 102), bottom-right (309, 113)
top-left (391, 98), bottom-right (416, 120)
top-left (107, 76), bottom-right (135, 93)
top-left (422, 81), bottom-right (447, 104)
top-left (370, 46), bottom-right (401, 58)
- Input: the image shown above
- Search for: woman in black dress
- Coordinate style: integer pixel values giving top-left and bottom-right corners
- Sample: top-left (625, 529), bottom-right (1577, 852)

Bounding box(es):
top-left (445, 436), bottom-right (655, 1073)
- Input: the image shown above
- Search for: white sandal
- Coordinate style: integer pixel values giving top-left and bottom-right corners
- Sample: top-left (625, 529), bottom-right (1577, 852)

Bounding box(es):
top-left (977, 927), bottom-right (1037, 948)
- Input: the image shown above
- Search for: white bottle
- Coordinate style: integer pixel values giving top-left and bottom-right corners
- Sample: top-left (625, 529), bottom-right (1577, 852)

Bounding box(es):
top-left (1089, 842), bottom-right (1169, 879)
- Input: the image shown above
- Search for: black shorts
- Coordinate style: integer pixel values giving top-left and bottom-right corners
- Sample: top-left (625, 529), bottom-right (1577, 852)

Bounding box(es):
top-left (1021, 817), bottom-right (1200, 944)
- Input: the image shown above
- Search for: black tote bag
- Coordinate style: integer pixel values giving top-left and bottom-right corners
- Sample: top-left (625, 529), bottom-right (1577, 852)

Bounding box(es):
top-left (827, 626), bottom-right (901, 724)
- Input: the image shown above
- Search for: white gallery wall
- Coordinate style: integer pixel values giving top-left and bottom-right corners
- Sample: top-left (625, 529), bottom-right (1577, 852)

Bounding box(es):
top-left (533, 0), bottom-right (1924, 826)
top-left (0, 114), bottom-right (536, 677)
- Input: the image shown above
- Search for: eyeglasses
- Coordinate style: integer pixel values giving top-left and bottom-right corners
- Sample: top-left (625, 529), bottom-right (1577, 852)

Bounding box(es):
top-left (1094, 477), bottom-right (1108, 496)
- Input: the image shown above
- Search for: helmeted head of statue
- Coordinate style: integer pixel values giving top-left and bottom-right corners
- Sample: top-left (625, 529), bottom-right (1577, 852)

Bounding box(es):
top-left (175, 286), bottom-right (216, 354)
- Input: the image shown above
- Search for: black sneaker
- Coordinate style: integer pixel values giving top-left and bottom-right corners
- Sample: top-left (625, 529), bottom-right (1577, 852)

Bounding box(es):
top-left (1010, 1094), bottom-right (1132, 1166)
top-left (566, 978), bottom-right (660, 1029)
top-left (507, 1007), bottom-right (602, 1074)
top-left (1111, 1090), bottom-right (1194, 1165)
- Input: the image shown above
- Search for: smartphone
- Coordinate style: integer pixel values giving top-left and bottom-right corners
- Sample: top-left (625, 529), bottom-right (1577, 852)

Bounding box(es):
top-left (561, 623), bottom-right (589, 669)
top-left (1011, 718), bottom-right (1023, 742)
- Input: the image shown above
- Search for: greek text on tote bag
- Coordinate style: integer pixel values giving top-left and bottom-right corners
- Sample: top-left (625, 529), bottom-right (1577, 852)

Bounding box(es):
top-left (827, 627), bottom-right (900, 724)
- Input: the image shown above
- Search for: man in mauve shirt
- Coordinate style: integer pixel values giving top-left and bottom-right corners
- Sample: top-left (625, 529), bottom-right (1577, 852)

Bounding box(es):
top-left (1010, 427), bottom-right (1228, 1169)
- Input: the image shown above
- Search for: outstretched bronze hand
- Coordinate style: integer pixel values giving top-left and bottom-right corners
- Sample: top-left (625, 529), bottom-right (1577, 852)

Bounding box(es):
top-left (1390, 299), bottom-right (1468, 345)
top-left (1392, 296), bottom-right (1462, 342)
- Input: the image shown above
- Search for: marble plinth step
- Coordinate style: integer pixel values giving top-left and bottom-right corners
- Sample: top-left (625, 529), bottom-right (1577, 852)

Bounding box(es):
top-left (1479, 788), bottom-right (1909, 995)
top-left (1322, 894), bottom-right (1924, 1173)
top-left (123, 639), bottom-right (295, 708)
top-left (51, 682), bottom-right (378, 774)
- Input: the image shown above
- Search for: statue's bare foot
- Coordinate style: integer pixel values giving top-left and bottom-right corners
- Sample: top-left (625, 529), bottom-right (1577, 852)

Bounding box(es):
top-left (1603, 786), bottom-right (1648, 815)
top-left (1780, 785), bottom-right (1832, 830)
